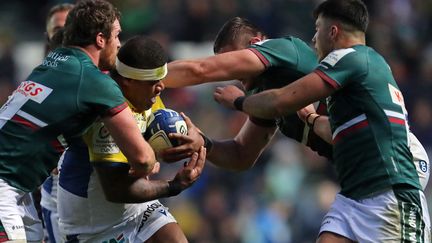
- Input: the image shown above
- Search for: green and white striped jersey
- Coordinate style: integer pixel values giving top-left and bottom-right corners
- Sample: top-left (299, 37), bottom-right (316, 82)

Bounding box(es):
top-left (0, 47), bottom-right (127, 192)
top-left (315, 45), bottom-right (421, 199)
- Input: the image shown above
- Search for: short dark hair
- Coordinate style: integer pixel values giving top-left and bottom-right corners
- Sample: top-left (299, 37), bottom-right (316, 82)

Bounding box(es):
top-left (117, 36), bottom-right (167, 70)
top-left (313, 0), bottom-right (369, 32)
top-left (213, 17), bottom-right (265, 54)
top-left (46, 3), bottom-right (74, 27)
top-left (63, 0), bottom-right (120, 47)
top-left (49, 28), bottom-right (65, 51)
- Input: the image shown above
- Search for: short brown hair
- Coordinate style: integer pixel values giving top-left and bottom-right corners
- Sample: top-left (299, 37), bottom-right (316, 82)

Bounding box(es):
top-left (63, 0), bottom-right (120, 47)
top-left (213, 17), bottom-right (265, 54)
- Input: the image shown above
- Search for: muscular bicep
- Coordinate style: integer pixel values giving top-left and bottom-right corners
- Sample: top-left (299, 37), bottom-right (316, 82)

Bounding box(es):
top-left (101, 107), bottom-right (155, 173)
top-left (165, 49), bottom-right (266, 88)
top-left (205, 49), bottom-right (266, 80)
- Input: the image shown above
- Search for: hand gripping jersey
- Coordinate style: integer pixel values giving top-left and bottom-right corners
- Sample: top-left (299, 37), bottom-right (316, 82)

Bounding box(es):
top-left (58, 97), bottom-right (166, 237)
top-left (314, 45), bottom-right (422, 199)
top-left (247, 37), bottom-right (333, 159)
top-left (0, 47), bottom-right (127, 192)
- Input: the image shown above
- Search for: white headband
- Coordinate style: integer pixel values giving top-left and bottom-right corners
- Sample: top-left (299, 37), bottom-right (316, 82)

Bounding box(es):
top-left (116, 58), bottom-right (168, 81)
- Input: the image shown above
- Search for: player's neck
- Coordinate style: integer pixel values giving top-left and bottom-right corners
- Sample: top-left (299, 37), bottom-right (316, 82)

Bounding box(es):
top-left (72, 45), bottom-right (101, 66)
top-left (335, 32), bottom-right (365, 49)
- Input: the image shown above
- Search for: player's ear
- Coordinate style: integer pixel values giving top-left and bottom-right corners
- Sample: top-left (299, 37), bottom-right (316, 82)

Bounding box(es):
top-left (330, 25), bottom-right (338, 39)
top-left (95, 32), bottom-right (105, 49)
top-left (249, 36), bottom-right (261, 45)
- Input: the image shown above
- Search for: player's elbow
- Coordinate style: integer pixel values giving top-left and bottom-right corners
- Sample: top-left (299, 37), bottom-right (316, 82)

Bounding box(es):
top-left (128, 153), bottom-right (156, 175)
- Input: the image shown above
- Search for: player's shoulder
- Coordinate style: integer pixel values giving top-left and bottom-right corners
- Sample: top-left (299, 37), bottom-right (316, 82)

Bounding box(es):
top-left (321, 46), bottom-right (367, 68)
top-left (252, 36), bottom-right (296, 47)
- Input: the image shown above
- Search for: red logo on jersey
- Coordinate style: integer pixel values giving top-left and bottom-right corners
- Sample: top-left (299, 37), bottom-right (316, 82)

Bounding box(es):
top-left (17, 81), bottom-right (43, 97)
top-left (394, 91), bottom-right (403, 103)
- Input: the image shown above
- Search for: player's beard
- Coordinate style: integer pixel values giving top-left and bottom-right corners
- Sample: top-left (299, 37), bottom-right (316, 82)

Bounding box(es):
top-left (99, 45), bottom-right (117, 71)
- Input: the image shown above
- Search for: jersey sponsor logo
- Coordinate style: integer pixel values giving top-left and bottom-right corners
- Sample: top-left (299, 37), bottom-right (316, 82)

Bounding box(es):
top-left (159, 208), bottom-right (167, 216)
top-left (388, 83), bottom-right (405, 107)
top-left (419, 160), bottom-right (428, 173)
top-left (137, 202), bottom-right (163, 232)
top-left (0, 81), bottom-right (52, 129)
top-left (92, 123), bottom-right (120, 154)
top-left (401, 202), bottom-right (421, 242)
top-left (14, 81), bottom-right (52, 103)
top-left (43, 52), bottom-right (70, 67)
top-left (321, 48), bottom-right (355, 67)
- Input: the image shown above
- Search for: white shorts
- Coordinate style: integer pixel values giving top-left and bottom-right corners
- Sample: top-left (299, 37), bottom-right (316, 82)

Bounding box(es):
top-left (65, 201), bottom-right (177, 243)
top-left (320, 188), bottom-right (431, 242)
top-left (0, 179), bottom-right (43, 242)
top-left (41, 206), bottom-right (61, 243)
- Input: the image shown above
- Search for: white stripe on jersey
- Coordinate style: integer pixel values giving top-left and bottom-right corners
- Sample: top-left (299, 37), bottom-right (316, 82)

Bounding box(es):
top-left (384, 109), bottom-right (405, 120)
top-left (332, 114), bottom-right (366, 140)
top-left (16, 110), bottom-right (48, 127)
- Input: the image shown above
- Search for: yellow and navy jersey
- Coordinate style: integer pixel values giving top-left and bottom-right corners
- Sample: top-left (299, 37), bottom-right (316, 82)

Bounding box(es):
top-left (58, 96), bottom-right (165, 235)
top-left (83, 96), bottom-right (165, 164)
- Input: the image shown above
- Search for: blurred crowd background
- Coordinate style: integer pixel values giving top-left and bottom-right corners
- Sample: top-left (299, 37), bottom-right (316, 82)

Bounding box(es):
top-left (1, 0), bottom-right (432, 242)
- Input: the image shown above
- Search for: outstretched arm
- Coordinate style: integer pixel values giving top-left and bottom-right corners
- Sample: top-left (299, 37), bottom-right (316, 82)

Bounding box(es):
top-left (164, 49), bottom-right (265, 88)
top-left (214, 72), bottom-right (334, 119)
top-left (164, 116), bottom-right (276, 171)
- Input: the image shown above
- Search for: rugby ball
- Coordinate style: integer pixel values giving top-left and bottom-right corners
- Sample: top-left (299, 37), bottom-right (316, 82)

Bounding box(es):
top-left (144, 109), bottom-right (188, 153)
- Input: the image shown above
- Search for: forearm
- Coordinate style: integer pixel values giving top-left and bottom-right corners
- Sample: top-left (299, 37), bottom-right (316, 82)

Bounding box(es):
top-left (96, 165), bottom-right (180, 203)
top-left (241, 73), bottom-right (334, 119)
top-left (165, 60), bottom-right (205, 88)
top-left (207, 139), bottom-right (250, 171)
top-left (242, 88), bottom-right (292, 118)
top-left (207, 120), bottom-right (275, 171)
top-left (119, 178), bottom-right (174, 203)
top-left (309, 115), bottom-right (333, 144)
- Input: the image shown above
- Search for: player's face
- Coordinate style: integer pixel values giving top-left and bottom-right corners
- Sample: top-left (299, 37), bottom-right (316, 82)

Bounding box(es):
top-left (126, 79), bottom-right (165, 113)
top-left (47, 10), bottom-right (69, 40)
top-left (313, 15), bottom-right (334, 61)
top-left (99, 19), bottom-right (121, 71)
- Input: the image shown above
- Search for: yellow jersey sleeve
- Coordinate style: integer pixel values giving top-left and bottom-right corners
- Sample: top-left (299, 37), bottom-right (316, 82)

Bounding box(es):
top-left (83, 96), bottom-right (165, 164)
top-left (151, 96), bottom-right (165, 111)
